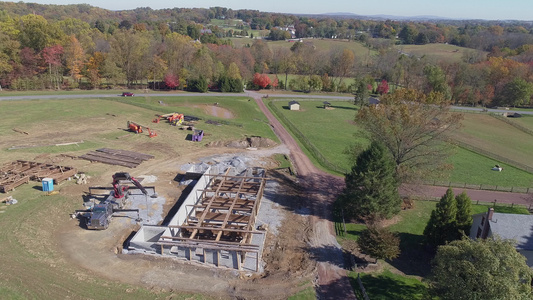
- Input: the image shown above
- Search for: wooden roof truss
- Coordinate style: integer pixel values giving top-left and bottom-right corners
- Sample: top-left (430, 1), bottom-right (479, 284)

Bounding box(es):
top-left (157, 168), bottom-right (267, 253)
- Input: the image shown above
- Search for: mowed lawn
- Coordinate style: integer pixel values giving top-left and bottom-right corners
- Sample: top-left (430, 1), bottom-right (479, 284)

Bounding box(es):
top-left (270, 99), bottom-right (533, 187)
top-left (450, 114), bottom-right (533, 169)
top-left (447, 146), bottom-right (533, 188)
top-left (512, 114), bottom-right (533, 131)
top-left (269, 99), bottom-right (366, 171)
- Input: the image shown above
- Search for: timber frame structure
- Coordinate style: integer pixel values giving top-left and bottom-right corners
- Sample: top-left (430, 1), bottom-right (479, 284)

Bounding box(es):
top-left (156, 167), bottom-right (267, 271)
top-left (0, 160), bottom-right (77, 193)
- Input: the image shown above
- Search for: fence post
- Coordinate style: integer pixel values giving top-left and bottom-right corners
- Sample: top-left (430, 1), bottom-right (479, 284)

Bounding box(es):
top-left (342, 209), bottom-right (347, 236)
top-left (493, 200), bottom-right (497, 208)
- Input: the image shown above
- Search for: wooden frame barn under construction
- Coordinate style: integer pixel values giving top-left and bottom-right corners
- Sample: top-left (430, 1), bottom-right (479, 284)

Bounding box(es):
top-left (129, 166), bottom-right (268, 272)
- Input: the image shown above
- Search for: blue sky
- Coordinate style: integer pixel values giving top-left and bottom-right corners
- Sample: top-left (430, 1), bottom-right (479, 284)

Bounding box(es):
top-left (20, 0), bottom-right (533, 20)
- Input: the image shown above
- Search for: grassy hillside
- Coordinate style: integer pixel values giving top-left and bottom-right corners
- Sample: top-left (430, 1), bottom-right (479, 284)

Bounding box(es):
top-left (450, 114), bottom-right (533, 170)
top-left (269, 98), bottom-right (533, 187)
top-left (395, 43), bottom-right (487, 63)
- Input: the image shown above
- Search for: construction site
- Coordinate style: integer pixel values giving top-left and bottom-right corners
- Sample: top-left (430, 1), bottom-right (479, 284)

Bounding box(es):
top-left (129, 164), bottom-right (269, 272)
top-left (0, 96), bottom-right (321, 299)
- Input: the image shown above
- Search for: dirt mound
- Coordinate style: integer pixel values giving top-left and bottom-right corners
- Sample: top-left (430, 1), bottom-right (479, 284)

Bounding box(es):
top-left (206, 137), bottom-right (277, 149)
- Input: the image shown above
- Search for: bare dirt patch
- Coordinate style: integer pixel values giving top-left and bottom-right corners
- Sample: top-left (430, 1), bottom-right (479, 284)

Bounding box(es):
top-left (193, 104), bottom-right (235, 119)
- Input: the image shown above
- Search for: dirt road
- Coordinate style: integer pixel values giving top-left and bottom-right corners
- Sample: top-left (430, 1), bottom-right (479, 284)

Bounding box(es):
top-left (250, 91), bottom-right (357, 299)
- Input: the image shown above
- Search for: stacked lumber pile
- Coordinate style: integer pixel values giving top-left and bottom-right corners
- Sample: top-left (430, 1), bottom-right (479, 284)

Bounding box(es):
top-left (0, 160), bottom-right (77, 193)
top-left (79, 148), bottom-right (154, 168)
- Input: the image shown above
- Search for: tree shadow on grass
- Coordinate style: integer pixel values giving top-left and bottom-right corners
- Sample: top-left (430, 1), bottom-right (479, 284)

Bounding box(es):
top-left (358, 272), bottom-right (431, 300)
top-left (387, 233), bottom-right (434, 277)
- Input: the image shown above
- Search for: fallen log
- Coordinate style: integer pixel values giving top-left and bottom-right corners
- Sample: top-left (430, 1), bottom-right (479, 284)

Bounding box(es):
top-left (12, 128), bottom-right (29, 135)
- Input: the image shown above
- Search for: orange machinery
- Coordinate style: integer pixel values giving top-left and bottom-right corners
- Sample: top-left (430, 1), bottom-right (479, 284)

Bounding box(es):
top-left (127, 121), bottom-right (157, 138)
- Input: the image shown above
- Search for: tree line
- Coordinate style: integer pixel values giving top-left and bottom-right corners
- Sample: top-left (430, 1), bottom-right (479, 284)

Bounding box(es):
top-left (1, 3), bottom-right (533, 106)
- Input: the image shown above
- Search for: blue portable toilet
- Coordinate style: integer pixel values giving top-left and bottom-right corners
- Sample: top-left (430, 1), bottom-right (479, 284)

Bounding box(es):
top-left (42, 178), bottom-right (54, 192)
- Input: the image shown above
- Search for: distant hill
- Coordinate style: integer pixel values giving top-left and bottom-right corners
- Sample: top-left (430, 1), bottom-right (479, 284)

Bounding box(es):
top-left (321, 12), bottom-right (454, 21)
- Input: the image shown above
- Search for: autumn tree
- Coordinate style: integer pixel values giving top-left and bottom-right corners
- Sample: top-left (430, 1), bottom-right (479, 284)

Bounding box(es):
top-left (424, 188), bottom-right (457, 247)
top-left (85, 52), bottom-right (104, 89)
top-left (430, 237), bottom-right (533, 300)
top-left (355, 88), bottom-right (462, 183)
top-left (164, 73), bottom-right (179, 89)
top-left (64, 35), bottom-right (85, 83)
top-left (329, 48), bottom-right (355, 90)
top-left (252, 73), bottom-right (271, 89)
top-left (338, 141), bottom-right (400, 221)
top-left (376, 79), bottom-right (389, 95)
top-left (42, 44), bottom-right (63, 89)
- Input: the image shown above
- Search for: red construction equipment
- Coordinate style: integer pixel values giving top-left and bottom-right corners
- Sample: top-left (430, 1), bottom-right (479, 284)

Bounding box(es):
top-left (127, 121), bottom-right (143, 134)
top-left (147, 128), bottom-right (157, 138)
top-left (168, 113), bottom-right (184, 126)
top-left (127, 121), bottom-right (157, 138)
top-left (152, 115), bottom-right (161, 123)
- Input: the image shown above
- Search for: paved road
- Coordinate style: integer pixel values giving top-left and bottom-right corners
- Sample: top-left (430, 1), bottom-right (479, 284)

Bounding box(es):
top-left (2, 91), bottom-right (532, 115)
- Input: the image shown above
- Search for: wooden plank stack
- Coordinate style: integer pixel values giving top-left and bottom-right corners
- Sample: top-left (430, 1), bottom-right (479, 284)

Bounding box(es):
top-left (79, 148), bottom-right (154, 168)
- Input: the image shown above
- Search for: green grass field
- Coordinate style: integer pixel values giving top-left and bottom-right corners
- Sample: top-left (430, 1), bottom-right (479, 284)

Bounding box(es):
top-left (513, 114), bottom-right (533, 131)
top-left (395, 43), bottom-right (487, 64)
top-left (269, 98), bottom-right (533, 187)
top-left (351, 270), bottom-right (432, 300)
top-left (0, 96), bottom-right (278, 156)
top-left (268, 99), bottom-right (366, 173)
top-left (447, 146), bottom-right (533, 188)
top-left (451, 114), bottom-right (533, 169)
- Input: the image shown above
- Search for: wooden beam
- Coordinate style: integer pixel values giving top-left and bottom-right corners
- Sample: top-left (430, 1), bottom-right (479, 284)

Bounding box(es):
top-left (168, 225), bottom-right (264, 234)
top-left (189, 168), bottom-right (231, 239)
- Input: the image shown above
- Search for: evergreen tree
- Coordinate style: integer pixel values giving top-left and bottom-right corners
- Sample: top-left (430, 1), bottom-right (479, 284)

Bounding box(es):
top-left (358, 225), bottom-right (400, 260)
top-left (455, 191), bottom-right (473, 237)
top-left (338, 141), bottom-right (400, 221)
top-left (424, 188), bottom-right (458, 247)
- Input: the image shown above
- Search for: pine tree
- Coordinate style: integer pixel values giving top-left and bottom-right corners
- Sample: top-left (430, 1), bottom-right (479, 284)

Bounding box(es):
top-left (455, 191), bottom-right (473, 237)
top-left (424, 188), bottom-right (458, 247)
top-left (338, 141), bottom-right (400, 221)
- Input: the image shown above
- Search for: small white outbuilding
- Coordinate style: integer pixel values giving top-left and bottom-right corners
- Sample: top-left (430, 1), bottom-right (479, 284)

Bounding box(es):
top-left (289, 100), bottom-right (300, 111)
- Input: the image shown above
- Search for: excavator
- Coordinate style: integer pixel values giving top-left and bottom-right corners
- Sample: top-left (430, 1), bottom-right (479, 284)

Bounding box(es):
top-left (74, 172), bottom-right (158, 230)
top-left (112, 172), bottom-right (150, 198)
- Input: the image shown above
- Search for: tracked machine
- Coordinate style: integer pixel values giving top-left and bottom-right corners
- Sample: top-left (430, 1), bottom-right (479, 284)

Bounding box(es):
top-left (73, 172), bottom-right (157, 230)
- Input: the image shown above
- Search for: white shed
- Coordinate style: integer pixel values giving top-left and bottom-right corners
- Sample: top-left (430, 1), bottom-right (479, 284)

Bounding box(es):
top-left (289, 100), bottom-right (300, 111)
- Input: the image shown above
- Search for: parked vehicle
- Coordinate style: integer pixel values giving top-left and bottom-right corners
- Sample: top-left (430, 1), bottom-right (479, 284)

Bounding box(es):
top-left (122, 92), bottom-right (134, 97)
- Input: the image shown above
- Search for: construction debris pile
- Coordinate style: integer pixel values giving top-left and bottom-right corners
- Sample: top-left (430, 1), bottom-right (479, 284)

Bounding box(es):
top-left (79, 148), bottom-right (154, 168)
top-left (0, 160), bottom-right (77, 193)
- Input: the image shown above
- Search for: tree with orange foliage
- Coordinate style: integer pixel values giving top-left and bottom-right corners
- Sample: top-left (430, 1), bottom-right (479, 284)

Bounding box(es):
top-left (252, 73), bottom-right (271, 89)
